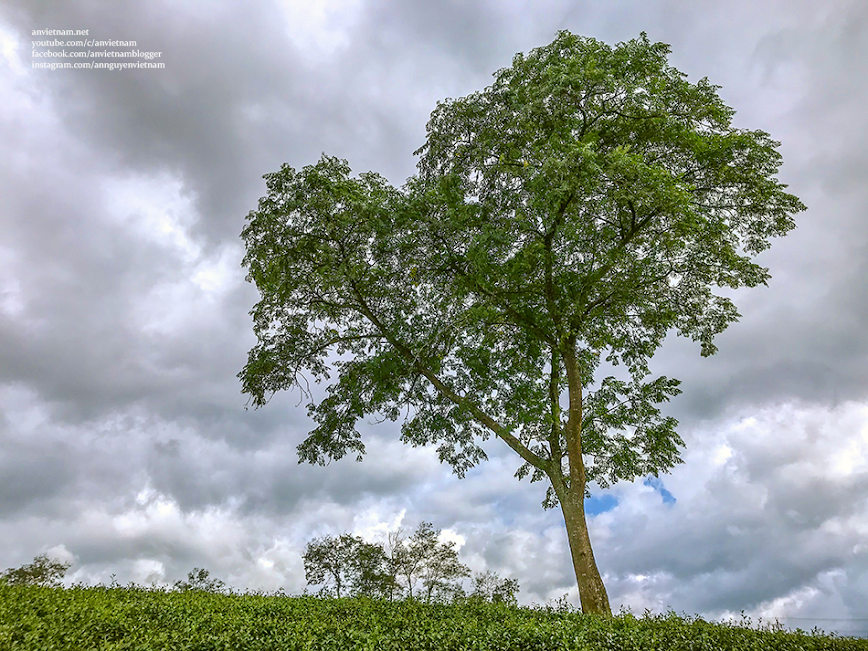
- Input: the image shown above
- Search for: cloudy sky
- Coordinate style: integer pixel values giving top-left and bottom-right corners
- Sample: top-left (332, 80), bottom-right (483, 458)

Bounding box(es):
top-left (2, 0), bottom-right (867, 638)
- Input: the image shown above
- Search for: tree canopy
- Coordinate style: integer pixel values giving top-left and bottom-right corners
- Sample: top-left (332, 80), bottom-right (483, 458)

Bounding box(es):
top-left (303, 533), bottom-right (378, 599)
top-left (173, 568), bottom-right (226, 593)
top-left (240, 30), bottom-right (804, 614)
top-left (302, 522), bottom-right (475, 603)
top-left (0, 554), bottom-right (71, 588)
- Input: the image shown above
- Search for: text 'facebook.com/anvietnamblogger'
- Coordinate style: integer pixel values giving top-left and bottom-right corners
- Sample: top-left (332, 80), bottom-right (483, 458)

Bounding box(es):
top-left (31, 28), bottom-right (165, 71)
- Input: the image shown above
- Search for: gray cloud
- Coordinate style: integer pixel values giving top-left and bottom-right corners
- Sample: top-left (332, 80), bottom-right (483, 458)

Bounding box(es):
top-left (1, 0), bottom-right (866, 638)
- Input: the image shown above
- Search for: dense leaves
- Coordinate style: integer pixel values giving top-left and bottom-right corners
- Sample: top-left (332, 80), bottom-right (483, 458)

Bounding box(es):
top-left (470, 570), bottom-right (521, 606)
top-left (239, 29), bottom-right (803, 496)
top-left (304, 533), bottom-right (396, 600)
top-left (395, 521), bottom-right (471, 602)
top-left (0, 584), bottom-right (862, 650)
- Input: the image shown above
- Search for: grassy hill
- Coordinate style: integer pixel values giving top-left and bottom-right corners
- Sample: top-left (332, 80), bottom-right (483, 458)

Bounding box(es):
top-left (1, 583), bottom-right (864, 650)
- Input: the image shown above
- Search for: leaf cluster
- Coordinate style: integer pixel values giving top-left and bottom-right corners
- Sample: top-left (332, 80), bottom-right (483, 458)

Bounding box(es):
top-left (469, 569), bottom-right (521, 606)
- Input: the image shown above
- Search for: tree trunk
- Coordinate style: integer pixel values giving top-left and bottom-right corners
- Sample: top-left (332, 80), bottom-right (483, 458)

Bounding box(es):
top-left (560, 339), bottom-right (612, 616)
top-left (559, 485), bottom-right (612, 616)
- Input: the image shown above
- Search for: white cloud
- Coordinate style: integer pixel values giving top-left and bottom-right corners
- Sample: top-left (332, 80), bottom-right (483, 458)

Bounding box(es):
top-left (276, 0), bottom-right (364, 57)
top-left (101, 173), bottom-right (200, 265)
top-left (131, 558), bottom-right (165, 585)
top-left (44, 543), bottom-right (75, 566)
top-left (0, 21), bottom-right (25, 76)
top-left (352, 506), bottom-right (407, 544)
top-left (438, 528), bottom-right (466, 551)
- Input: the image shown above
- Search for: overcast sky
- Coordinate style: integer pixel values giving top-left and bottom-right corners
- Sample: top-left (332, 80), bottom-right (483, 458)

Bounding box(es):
top-left (1, 0), bottom-right (867, 638)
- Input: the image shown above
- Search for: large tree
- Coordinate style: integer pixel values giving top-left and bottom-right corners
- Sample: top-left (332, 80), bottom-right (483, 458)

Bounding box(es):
top-left (239, 31), bottom-right (804, 615)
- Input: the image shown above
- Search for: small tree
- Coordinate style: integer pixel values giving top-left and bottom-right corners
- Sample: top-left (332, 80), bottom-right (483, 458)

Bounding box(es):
top-left (303, 533), bottom-right (360, 599)
top-left (470, 570), bottom-right (520, 606)
top-left (389, 521), bottom-right (470, 602)
top-left (380, 528), bottom-right (408, 601)
top-left (173, 567), bottom-right (225, 593)
top-left (419, 534), bottom-right (471, 603)
top-left (392, 525), bottom-right (427, 600)
top-left (0, 554), bottom-right (71, 587)
top-left (304, 533), bottom-right (398, 599)
top-left (348, 539), bottom-right (398, 599)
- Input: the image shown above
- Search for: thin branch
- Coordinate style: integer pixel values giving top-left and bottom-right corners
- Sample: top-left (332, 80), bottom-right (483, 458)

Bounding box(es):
top-left (426, 230), bottom-right (556, 347)
top-left (308, 333), bottom-right (385, 358)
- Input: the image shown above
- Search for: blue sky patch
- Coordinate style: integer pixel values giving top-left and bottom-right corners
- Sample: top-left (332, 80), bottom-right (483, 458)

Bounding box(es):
top-left (644, 476), bottom-right (676, 505)
top-left (584, 493), bottom-right (619, 515)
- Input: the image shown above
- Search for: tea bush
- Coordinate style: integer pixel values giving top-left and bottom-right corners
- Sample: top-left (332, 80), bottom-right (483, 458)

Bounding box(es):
top-left (0, 583), bottom-right (864, 650)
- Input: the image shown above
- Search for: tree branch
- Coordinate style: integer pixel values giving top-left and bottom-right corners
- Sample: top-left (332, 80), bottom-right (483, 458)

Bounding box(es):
top-left (429, 228), bottom-right (556, 346)
top-left (346, 279), bottom-right (551, 473)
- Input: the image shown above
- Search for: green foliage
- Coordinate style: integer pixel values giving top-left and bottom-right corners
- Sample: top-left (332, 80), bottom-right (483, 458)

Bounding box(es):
top-left (173, 567), bottom-right (226, 593)
top-left (0, 583), bottom-right (862, 650)
top-left (239, 28), bottom-right (804, 502)
top-left (351, 538), bottom-right (399, 600)
top-left (0, 554), bottom-right (71, 587)
top-left (304, 522), bottom-right (474, 604)
top-left (469, 569), bottom-right (521, 606)
top-left (303, 533), bottom-right (397, 600)
top-left (395, 521), bottom-right (471, 603)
